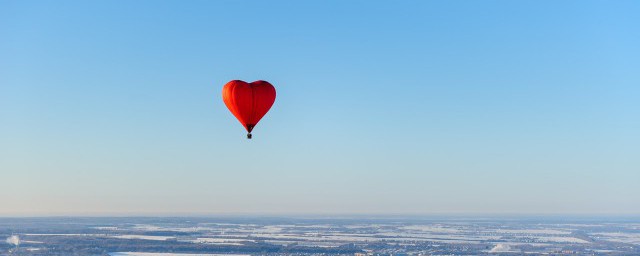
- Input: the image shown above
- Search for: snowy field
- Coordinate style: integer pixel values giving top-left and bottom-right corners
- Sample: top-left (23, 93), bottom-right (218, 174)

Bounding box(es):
top-left (109, 253), bottom-right (250, 256)
top-left (3, 217), bottom-right (639, 255)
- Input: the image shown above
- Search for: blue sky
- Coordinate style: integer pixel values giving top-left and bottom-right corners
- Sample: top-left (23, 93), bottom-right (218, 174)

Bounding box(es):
top-left (1, 0), bottom-right (639, 216)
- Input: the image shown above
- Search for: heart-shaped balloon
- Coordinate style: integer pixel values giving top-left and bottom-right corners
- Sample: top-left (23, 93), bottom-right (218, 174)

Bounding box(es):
top-left (222, 80), bottom-right (276, 139)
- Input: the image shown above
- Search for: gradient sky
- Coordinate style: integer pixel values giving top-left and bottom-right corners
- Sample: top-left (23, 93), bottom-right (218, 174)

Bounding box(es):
top-left (1, 1), bottom-right (639, 216)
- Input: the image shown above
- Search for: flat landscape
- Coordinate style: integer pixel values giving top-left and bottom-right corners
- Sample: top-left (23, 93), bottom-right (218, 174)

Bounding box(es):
top-left (1, 216), bottom-right (639, 255)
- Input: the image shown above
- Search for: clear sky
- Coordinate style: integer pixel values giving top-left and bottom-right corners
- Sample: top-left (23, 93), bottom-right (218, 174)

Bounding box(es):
top-left (1, 1), bottom-right (639, 216)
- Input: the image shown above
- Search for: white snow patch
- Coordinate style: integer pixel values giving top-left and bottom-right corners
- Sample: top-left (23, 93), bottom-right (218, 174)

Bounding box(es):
top-left (112, 235), bottom-right (175, 241)
top-left (592, 232), bottom-right (640, 245)
top-left (6, 235), bottom-right (20, 246)
top-left (192, 238), bottom-right (248, 244)
top-left (109, 253), bottom-right (250, 256)
top-left (491, 229), bottom-right (570, 235)
top-left (489, 243), bottom-right (520, 253)
top-left (535, 237), bottom-right (589, 243)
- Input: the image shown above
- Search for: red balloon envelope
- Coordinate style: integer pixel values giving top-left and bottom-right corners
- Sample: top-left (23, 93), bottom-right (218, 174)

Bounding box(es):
top-left (222, 80), bottom-right (276, 139)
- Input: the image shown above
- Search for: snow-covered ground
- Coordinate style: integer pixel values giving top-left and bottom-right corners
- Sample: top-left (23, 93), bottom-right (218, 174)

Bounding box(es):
top-left (592, 232), bottom-right (640, 245)
top-left (535, 236), bottom-right (590, 243)
top-left (109, 253), bottom-right (250, 256)
top-left (111, 235), bottom-right (176, 241)
top-left (490, 229), bottom-right (571, 235)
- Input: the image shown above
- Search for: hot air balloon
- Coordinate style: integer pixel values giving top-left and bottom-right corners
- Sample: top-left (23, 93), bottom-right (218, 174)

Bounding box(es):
top-left (222, 80), bottom-right (276, 139)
